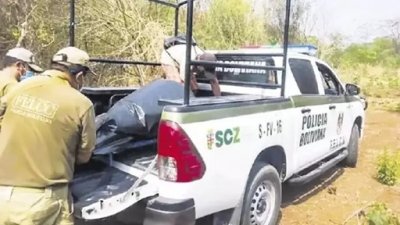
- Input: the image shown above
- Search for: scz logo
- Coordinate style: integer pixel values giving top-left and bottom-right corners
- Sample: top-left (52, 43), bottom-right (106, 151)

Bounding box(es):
top-left (207, 127), bottom-right (241, 150)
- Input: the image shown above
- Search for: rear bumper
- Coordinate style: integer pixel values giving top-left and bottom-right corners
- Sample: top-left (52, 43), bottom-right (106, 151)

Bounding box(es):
top-left (143, 197), bottom-right (196, 225)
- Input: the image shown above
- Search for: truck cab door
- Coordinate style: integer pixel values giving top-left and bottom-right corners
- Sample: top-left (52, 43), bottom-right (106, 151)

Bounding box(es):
top-left (315, 61), bottom-right (352, 152)
top-left (288, 58), bottom-right (332, 170)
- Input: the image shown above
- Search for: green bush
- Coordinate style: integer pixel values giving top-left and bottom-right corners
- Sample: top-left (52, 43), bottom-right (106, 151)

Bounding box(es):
top-left (365, 203), bottom-right (400, 225)
top-left (386, 102), bottom-right (400, 112)
top-left (376, 150), bottom-right (400, 186)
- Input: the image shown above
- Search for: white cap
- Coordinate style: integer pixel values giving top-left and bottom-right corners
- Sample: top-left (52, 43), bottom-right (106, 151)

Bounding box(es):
top-left (52, 47), bottom-right (90, 67)
top-left (5, 47), bottom-right (43, 72)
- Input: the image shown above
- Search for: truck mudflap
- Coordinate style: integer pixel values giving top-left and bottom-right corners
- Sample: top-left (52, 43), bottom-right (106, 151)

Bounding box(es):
top-left (74, 157), bottom-right (159, 221)
top-left (143, 197), bottom-right (196, 225)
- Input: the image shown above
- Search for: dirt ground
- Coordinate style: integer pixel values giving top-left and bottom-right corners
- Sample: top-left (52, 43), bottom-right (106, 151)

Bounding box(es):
top-left (279, 109), bottom-right (400, 225)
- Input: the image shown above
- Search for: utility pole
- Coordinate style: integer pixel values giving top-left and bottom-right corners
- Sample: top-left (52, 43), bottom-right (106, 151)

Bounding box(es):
top-left (69, 0), bottom-right (75, 46)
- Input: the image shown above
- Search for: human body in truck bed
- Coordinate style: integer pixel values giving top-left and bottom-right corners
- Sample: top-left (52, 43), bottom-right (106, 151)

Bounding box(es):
top-left (94, 79), bottom-right (188, 155)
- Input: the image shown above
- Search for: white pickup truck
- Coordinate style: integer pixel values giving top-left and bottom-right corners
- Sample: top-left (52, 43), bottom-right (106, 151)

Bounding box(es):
top-left (72, 47), bottom-right (366, 225)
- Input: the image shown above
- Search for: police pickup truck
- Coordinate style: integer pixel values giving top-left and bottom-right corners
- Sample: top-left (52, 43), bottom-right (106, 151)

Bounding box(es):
top-left (72, 47), bottom-right (366, 225)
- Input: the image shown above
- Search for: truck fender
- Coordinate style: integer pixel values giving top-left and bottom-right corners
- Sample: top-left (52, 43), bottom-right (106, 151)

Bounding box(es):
top-left (354, 116), bottom-right (363, 137)
top-left (253, 145), bottom-right (287, 180)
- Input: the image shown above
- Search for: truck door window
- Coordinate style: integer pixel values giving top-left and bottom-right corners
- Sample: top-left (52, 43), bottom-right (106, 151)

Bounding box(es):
top-left (289, 59), bottom-right (319, 94)
top-left (316, 63), bottom-right (343, 95)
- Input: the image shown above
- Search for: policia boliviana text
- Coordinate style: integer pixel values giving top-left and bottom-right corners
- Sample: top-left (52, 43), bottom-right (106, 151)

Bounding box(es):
top-left (0, 47), bottom-right (96, 225)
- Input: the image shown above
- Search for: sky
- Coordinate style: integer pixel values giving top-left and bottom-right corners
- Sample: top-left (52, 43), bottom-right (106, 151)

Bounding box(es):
top-left (254, 0), bottom-right (400, 44)
top-left (308, 0), bottom-right (400, 43)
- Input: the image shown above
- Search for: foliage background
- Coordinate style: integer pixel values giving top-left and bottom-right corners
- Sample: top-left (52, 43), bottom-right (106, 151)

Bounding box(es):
top-left (0, 0), bottom-right (399, 98)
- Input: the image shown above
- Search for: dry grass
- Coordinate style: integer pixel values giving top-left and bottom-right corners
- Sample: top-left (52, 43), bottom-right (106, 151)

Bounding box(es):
top-left (337, 65), bottom-right (400, 98)
top-left (336, 65), bottom-right (400, 111)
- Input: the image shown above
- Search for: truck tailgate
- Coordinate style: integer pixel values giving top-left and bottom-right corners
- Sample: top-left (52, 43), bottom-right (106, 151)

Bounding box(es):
top-left (72, 147), bottom-right (159, 221)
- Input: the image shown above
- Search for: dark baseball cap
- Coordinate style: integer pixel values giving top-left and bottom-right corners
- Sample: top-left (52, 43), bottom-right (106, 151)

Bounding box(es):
top-left (196, 53), bottom-right (218, 80)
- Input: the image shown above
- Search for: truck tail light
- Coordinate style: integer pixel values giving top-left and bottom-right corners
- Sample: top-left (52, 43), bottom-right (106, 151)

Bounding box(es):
top-left (157, 120), bottom-right (206, 182)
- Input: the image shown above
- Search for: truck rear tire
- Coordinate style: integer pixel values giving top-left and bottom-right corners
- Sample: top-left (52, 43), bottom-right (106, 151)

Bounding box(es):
top-left (343, 124), bottom-right (359, 168)
top-left (240, 163), bottom-right (281, 225)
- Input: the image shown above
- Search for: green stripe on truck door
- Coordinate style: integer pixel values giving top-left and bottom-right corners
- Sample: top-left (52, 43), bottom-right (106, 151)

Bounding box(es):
top-left (162, 95), bottom-right (359, 124)
top-left (162, 100), bottom-right (293, 124)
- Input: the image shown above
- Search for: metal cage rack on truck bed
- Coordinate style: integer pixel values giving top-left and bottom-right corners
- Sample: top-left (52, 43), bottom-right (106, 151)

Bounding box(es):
top-left (68, 0), bottom-right (293, 104)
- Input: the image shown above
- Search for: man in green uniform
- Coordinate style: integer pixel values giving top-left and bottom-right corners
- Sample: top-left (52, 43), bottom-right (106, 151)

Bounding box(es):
top-left (0, 47), bottom-right (43, 97)
top-left (0, 46), bottom-right (96, 225)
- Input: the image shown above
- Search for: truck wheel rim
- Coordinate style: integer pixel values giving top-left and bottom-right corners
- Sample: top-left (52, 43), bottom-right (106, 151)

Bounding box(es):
top-left (250, 181), bottom-right (275, 225)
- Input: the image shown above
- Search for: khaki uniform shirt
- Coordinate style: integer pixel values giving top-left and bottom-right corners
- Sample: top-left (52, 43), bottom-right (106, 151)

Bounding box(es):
top-left (0, 71), bottom-right (18, 98)
top-left (0, 70), bottom-right (96, 188)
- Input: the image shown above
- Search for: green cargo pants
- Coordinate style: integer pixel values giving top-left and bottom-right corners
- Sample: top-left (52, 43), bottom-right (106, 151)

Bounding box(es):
top-left (0, 185), bottom-right (73, 225)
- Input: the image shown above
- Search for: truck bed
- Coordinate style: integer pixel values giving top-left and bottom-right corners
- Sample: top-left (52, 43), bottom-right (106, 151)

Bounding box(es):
top-left (71, 139), bottom-right (158, 222)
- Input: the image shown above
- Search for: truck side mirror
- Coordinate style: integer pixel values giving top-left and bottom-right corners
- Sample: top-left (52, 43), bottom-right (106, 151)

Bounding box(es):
top-left (345, 83), bottom-right (360, 96)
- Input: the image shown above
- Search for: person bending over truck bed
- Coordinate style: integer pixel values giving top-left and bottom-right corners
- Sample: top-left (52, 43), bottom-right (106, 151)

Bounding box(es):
top-left (160, 34), bottom-right (221, 96)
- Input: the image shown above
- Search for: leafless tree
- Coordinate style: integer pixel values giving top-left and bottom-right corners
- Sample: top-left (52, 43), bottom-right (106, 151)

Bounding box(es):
top-left (388, 19), bottom-right (400, 54)
top-left (262, 0), bottom-right (311, 43)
